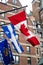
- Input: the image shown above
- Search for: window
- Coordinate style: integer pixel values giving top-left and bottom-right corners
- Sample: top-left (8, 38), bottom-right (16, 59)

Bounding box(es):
top-left (13, 0), bottom-right (17, 4)
top-left (40, 0), bottom-right (43, 9)
top-left (0, 32), bottom-right (4, 39)
top-left (0, 22), bottom-right (4, 39)
top-left (13, 55), bottom-right (19, 63)
top-left (41, 51), bottom-right (43, 56)
top-left (1, 13), bottom-right (5, 18)
top-left (0, 51), bottom-right (3, 63)
top-left (15, 34), bottom-right (19, 40)
top-left (39, 32), bottom-right (42, 38)
top-left (36, 48), bottom-right (39, 54)
top-left (40, 41), bottom-right (43, 47)
top-left (32, 21), bottom-right (36, 25)
top-left (37, 58), bottom-right (40, 61)
top-left (13, 8), bottom-right (18, 13)
top-left (27, 57), bottom-right (31, 65)
top-left (36, 24), bottom-right (41, 28)
top-left (0, 0), bottom-right (8, 3)
top-left (38, 25), bottom-right (41, 28)
top-left (26, 46), bottom-right (30, 52)
top-left (34, 29), bottom-right (37, 34)
top-left (37, 58), bottom-right (40, 63)
top-left (1, 21), bottom-right (5, 25)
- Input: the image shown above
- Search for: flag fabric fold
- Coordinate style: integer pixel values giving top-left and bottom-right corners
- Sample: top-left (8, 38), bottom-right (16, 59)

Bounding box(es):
top-left (8, 44), bottom-right (14, 64)
top-left (0, 38), bottom-right (14, 65)
top-left (8, 11), bottom-right (40, 46)
top-left (2, 24), bottom-right (24, 53)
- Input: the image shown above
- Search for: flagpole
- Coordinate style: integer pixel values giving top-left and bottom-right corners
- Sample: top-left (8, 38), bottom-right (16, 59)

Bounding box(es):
top-left (0, 23), bottom-right (10, 26)
top-left (0, 5), bottom-right (28, 14)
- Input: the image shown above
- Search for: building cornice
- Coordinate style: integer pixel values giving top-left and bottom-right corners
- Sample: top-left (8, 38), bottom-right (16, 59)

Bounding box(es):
top-left (12, 52), bottom-right (41, 58)
top-left (32, 0), bottom-right (40, 4)
top-left (0, 2), bottom-right (21, 8)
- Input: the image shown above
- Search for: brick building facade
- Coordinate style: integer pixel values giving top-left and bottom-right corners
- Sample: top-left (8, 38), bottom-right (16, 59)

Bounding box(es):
top-left (0, 0), bottom-right (41, 65)
top-left (32, 0), bottom-right (43, 60)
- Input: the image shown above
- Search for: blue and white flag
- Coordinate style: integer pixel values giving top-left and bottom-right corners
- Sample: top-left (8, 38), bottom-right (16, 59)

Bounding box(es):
top-left (0, 38), bottom-right (14, 65)
top-left (2, 24), bottom-right (24, 53)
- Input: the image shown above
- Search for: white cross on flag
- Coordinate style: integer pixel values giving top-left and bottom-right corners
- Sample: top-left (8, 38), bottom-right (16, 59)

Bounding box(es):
top-left (8, 11), bottom-right (40, 46)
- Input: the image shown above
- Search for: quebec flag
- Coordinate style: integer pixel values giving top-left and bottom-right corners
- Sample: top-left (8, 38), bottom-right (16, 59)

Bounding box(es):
top-left (0, 38), bottom-right (14, 65)
top-left (2, 24), bottom-right (24, 53)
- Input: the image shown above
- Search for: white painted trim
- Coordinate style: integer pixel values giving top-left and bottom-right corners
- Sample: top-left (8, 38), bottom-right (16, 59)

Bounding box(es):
top-left (7, 3), bottom-right (20, 8)
top-left (12, 52), bottom-right (41, 58)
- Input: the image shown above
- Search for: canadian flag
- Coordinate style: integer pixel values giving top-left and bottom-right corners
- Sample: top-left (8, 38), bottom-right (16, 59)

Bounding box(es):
top-left (8, 11), bottom-right (40, 46)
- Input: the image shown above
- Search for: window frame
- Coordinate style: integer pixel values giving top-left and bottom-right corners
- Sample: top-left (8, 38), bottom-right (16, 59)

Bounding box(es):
top-left (0, 31), bottom-right (4, 39)
top-left (26, 46), bottom-right (30, 53)
top-left (27, 57), bottom-right (31, 65)
top-left (1, 13), bottom-right (5, 18)
top-left (15, 34), bottom-right (19, 40)
top-left (41, 51), bottom-right (43, 56)
top-left (36, 48), bottom-right (39, 55)
top-left (13, 0), bottom-right (17, 4)
top-left (40, 41), bottom-right (43, 47)
top-left (0, 0), bottom-right (8, 3)
top-left (13, 55), bottom-right (20, 64)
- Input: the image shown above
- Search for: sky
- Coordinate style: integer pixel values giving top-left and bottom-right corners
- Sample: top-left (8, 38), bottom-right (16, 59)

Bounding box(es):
top-left (19, 0), bottom-right (33, 14)
top-left (0, 0), bottom-right (33, 14)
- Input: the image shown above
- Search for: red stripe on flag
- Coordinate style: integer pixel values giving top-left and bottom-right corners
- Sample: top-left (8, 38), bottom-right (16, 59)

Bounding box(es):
top-left (27, 37), bottom-right (40, 46)
top-left (8, 11), bottom-right (26, 25)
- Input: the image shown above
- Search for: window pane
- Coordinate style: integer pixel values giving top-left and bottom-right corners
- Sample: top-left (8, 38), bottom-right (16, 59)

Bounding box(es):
top-left (13, 56), bottom-right (15, 62)
top-left (27, 57), bottom-right (31, 64)
top-left (40, 42), bottom-right (43, 47)
top-left (1, 13), bottom-right (5, 18)
top-left (1, 0), bottom-right (8, 3)
top-left (13, 0), bottom-right (17, 4)
top-left (13, 8), bottom-right (18, 13)
top-left (41, 51), bottom-right (43, 56)
top-left (37, 58), bottom-right (40, 62)
top-left (13, 55), bottom-right (19, 63)
top-left (40, 0), bottom-right (43, 8)
top-left (36, 48), bottom-right (39, 54)
top-left (26, 46), bottom-right (30, 52)
top-left (38, 25), bottom-right (41, 28)
top-left (0, 32), bottom-right (4, 39)
top-left (34, 29), bottom-right (37, 34)
top-left (0, 0), bottom-right (1, 2)
top-left (39, 32), bottom-right (43, 38)
top-left (15, 34), bottom-right (19, 40)
top-left (1, 21), bottom-right (4, 25)
top-left (16, 56), bottom-right (19, 63)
